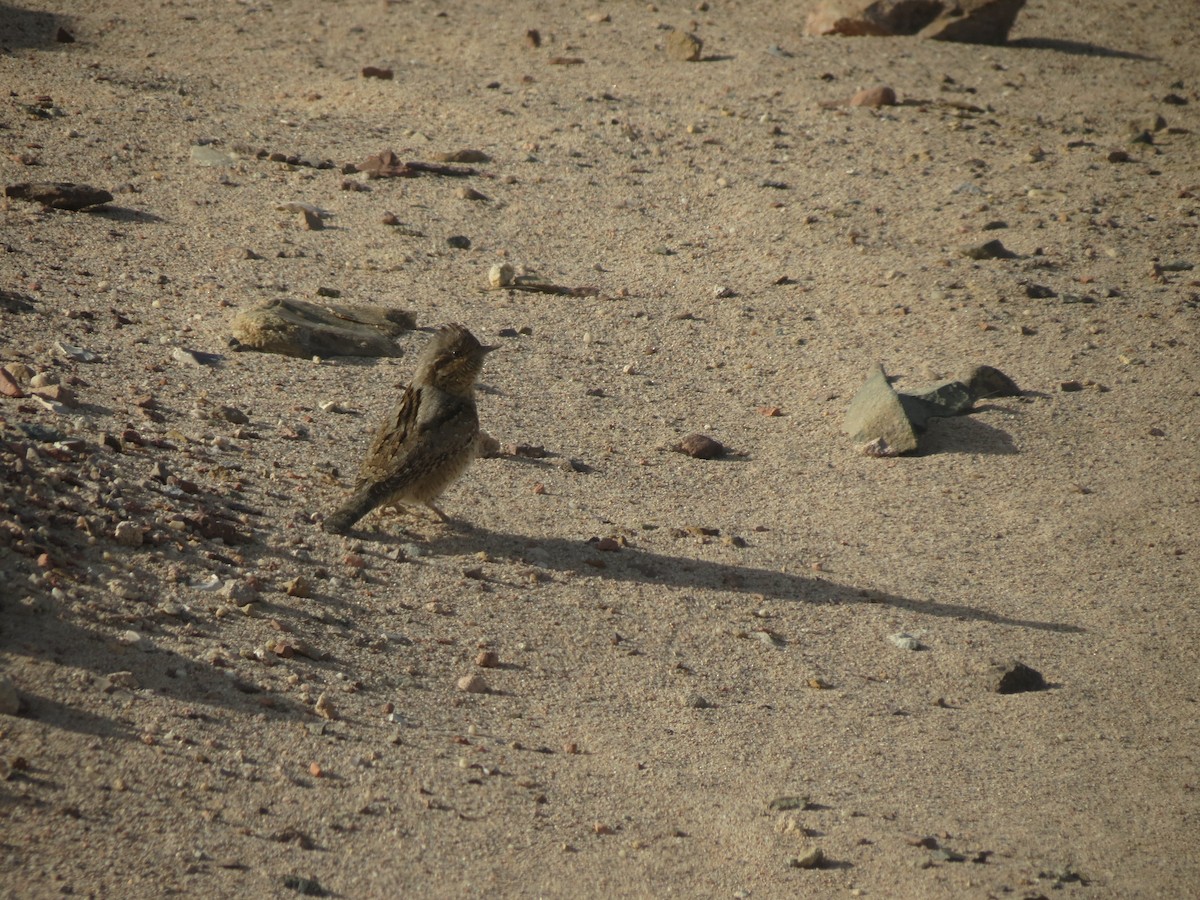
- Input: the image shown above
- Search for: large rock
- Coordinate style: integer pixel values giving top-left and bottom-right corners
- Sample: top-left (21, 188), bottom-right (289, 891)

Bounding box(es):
top-left (843, 364), bottom-right (919, 454)
top-left (805, 0), bottom-right (1025, 45)
top-left (844, 363), bottom-right (1020, 453)
top-left (230, 298), bottom-right (416, 358)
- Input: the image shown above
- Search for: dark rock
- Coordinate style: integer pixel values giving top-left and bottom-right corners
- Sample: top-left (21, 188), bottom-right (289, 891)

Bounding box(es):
top-left (980, 660), bottom-right (1046, 694)
top-left (806, 0), bottom-right (1026, 44)
top-left (1025, 283), bottom-right (1057, 299)
top-left (5, 182), bottom-right (113, 210)
top-left (674, 433), bottom-right (727, 459)
top-left (961, 239), bottom-right (1017, 260)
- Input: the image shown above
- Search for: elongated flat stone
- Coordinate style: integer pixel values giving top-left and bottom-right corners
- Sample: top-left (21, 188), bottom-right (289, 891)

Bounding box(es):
top-left (5, 181), bottom-right (113, 210)
top-left (230, 297), bottom-right (416, 358)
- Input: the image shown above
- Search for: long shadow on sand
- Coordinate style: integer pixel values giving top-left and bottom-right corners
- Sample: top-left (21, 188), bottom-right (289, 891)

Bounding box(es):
top-left (425, 526), bottom-right (1085, 635)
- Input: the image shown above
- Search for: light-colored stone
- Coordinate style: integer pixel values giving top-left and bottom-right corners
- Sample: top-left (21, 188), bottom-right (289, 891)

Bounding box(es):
top-left (843, 364), bottom-right (919, 454)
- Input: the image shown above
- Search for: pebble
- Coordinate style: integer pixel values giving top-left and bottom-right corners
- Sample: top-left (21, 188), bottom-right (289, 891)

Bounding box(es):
top-left (113, 521), bottom-right (143, 547)
top-left (104, 671), bottom-right (139, 691)
top-left (475, 650), bottom-right (500, 668)
top-left (457, 674), bottom-right (490, 694)
top-left (53, 341), bottom-right (98, 362)
top-left (981, 660), bottom-right (1046, 694)
top-left (665, 30), bottom-right (703, 61)
top-left (673, 433), bottom-right (726, 459)
top-left (489, 263), bottom-right (515, 288)
top-left (849, 86), bottom-right (896, 108)
top-left (888, 632), bottom-right (923, 650)
top-left (960, 239), bottom-right (1017, 260)
top-left (189, 145), bottom-right (237, 167)
top-left (681, 692), bottom-right (711, 709)
top-left (446, 234), bottom-right (472, 249)
top-left (314, 692), bottom-right (337, 720)
top-left (284, 576), bottom-right (311, 598)
top-left (789, 848), bottom-right (824, 869)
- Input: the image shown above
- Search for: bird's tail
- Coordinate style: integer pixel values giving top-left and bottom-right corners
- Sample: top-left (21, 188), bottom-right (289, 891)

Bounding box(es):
top-left (322, 488), bottom-right (380, 535)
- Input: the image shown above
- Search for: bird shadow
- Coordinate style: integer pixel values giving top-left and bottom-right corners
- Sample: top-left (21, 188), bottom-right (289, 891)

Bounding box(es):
top-left (417, 526), bottom-right (1084, 635)
top-left (1007, 37), bottom-right (1158, 61)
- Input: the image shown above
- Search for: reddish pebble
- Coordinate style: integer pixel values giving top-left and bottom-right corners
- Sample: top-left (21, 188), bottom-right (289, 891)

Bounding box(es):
top-left (849, 86), bottom-right (896, 108)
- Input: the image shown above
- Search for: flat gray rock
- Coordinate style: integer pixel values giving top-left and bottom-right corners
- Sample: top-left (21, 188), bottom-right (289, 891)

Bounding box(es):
top-left (230, 297), bottom-right (416, 358)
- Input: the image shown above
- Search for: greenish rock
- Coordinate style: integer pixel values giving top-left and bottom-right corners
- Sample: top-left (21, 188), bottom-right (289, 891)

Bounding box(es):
top-left (788, 848), bottom-right (824, 869)
top-left (190, 145), bottom-right (238, 167)
top-left (230, 297), bottom-right (416, 358)
top-left (845, 363), bottom-right (1020, 453)
top-left (843, 364), bottom-right (919, 454)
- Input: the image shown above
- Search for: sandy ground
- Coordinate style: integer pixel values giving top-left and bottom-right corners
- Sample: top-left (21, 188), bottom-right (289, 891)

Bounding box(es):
top-left (2, 0), bottom-right (1199, 897)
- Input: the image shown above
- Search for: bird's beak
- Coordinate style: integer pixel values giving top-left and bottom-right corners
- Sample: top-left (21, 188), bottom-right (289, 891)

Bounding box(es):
top-left (482, 344), bottom-right (500, 354)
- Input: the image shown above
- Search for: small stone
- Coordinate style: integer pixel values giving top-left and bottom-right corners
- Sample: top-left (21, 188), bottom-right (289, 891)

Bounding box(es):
top-left (789, 848), bottom-right (825, 869)
top-left (0, 675), bottom-right (19, 716)
top-left (361, 66), bottom-right (394, 80)
top-left (849, 86), bottom-right (896, 108)
top-left (961, 239), bottom-right (1017, 260)
top-left (0, 368), bottom-right (25, 398)
top-left (457, 186), bottom-right (489, 201)
top-left (489, 263), bottom-right (515, 288)
top-left (475, 650), bottom-right (500, 668)
top-left (1060, 380), bottom-right (1084, 392)
top-left (189, 145), bottom-right (237, 167)
top-left (54, 341), bottom-right (98, 362)
top-left (301, 208), bottom-right (324, 230)
top-left (104, 671), bottom-right (139, 692)
top-left (285, 576), bottom-right (311, 598)
top-left (980, 660), bottom-right (1046, 694)
top-left (215, 404), bottom-right (250, 425)
top-left (5, 181), bottom-right (113, 210)
top-left (681, 692), bottom-right (711, 709)
top-left (889, 632), bottom-right (923, 650)
top-left (457, 674), bottom-right (489, 694)
top-left (665, 30), bottom-right (703, 62)
top-left (1107, 149), bottom-right (1131, 163)
top-left (113, 521), bottom-right (143, 548)
top-left (314, 692), bottom-right (337, 720)
top-left (446, 234), bottom-right (472, 250)
top-left (674, 433), bottom-right (726, 459)
top-left (117, 630), bottom-right (142, 647)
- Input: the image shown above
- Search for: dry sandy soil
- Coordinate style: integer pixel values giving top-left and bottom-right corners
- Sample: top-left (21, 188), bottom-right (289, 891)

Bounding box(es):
top-left (2, 0), bottom-right (1199, 897)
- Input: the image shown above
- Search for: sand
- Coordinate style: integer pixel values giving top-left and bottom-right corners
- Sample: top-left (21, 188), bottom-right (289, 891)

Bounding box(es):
top-left (1, 1), bottom-right (1198, 896)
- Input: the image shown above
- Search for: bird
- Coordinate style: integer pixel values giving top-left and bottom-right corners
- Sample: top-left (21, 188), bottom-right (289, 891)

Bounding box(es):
top-left (322, 323), bottom-right (494, 535)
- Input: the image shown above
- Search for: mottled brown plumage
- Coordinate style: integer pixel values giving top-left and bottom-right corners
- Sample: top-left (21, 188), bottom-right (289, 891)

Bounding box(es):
top-left (322, 323), bottom-right (493, 535)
